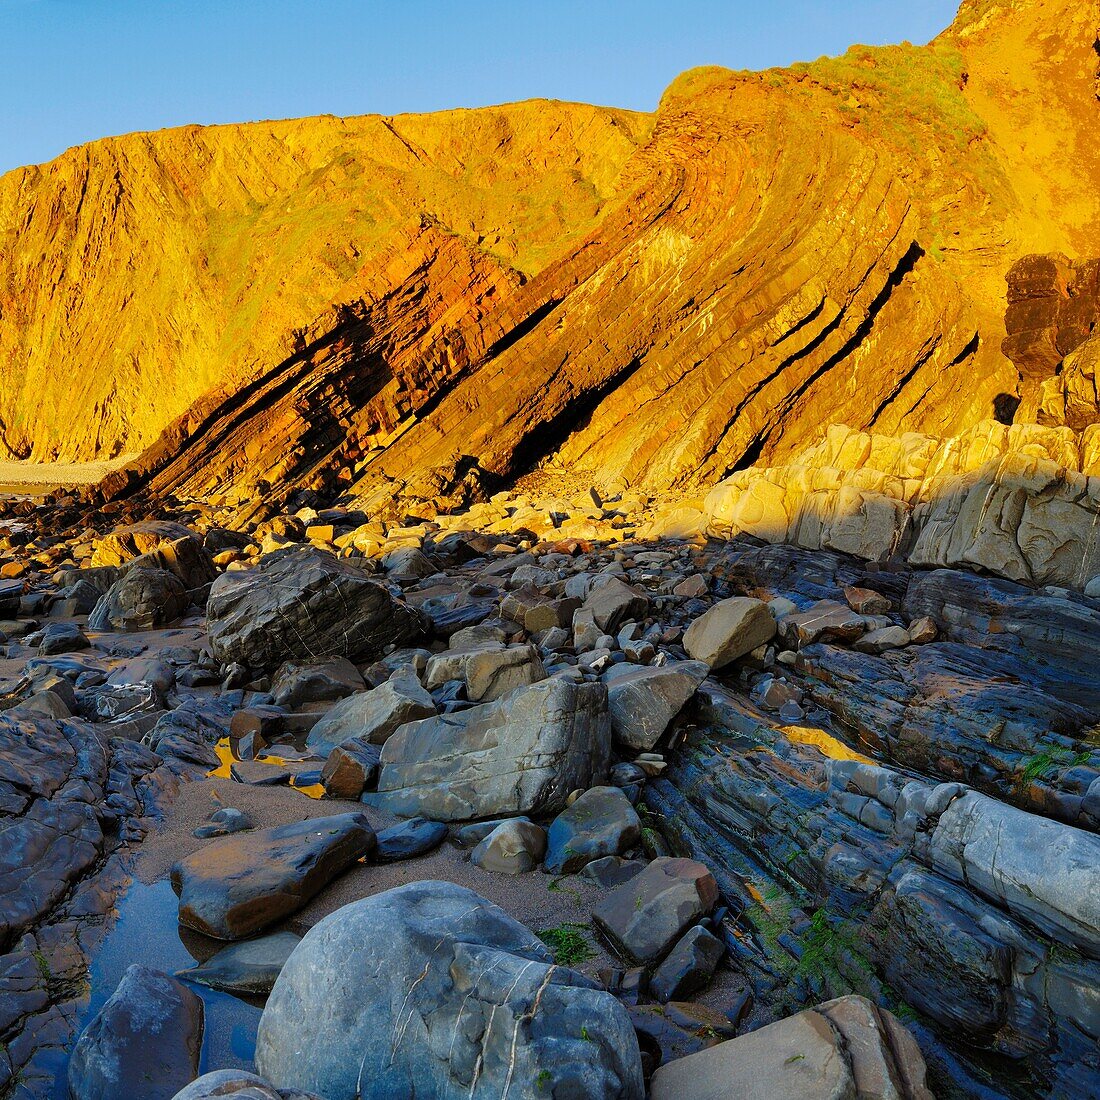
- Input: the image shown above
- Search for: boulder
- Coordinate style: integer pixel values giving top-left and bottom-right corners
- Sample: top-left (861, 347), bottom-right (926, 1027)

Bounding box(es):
top-left (36, 621), bottom-right (90, 655)
top-left (306, 672), bottom-right (436, 756)
top-left (374, 817), bottom-right (448, 861)
top-left (592, 856), bottom-right (718, 965)
top-left (369, 678), bottom-right (611, 821)
top-left (780, 599), bottom-right (866, 647)
top-left (602, 660), bottom-right (709, 750)
top-left (471, 819), bottom-right (548, 874)
top-left (319, 739), bottom-right (381, 799)
top-left (68, 964), bottom-right (202, 1100)
top-left (464, 644), bottom-right (547, 702)
top-left (583, 576), bottom-right (650, 634)
top-left (88, 567), bottom-right (189, 632)
top-left (207, 548), bottom-right (422, 670)
top-left (255, 881), bottom-right (644, 1099)
top-left (176, 931), bottom-right (301, 995)
top-left (544, 785), bottom-right (641, 874)
top-left (424, 640), bottom-right (505, 689)
top-left (649, 925), bottom-right (724, 1003)
top-left (171, 1071), bottom-right (323, 1100)
top-left (131, 535), bottom-right (218, 592)
top-left (93, 521), bottom-right (205, 567)
top-left (271, 657), bottom-right (365, 709)
top-left (171, 813), bottom-right (376, 940)
top-left (683, 597), bottom-right (776, 668)
top-left (649, 996), bottom-right (932, 1100)
top-left (382, 546), bottom-right (436, 577)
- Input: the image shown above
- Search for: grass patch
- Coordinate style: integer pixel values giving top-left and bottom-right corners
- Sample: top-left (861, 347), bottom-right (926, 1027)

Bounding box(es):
top-left (538, 922), bottom-right (597, 967)
top-left (32, 950), bottom-right (51, 984)
top-left (1014, 746), bottom-right (1092, 792)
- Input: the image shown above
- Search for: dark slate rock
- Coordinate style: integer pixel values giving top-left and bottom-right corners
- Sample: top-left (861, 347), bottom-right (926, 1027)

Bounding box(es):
top-left (374, 817), bottom-right (448, 862)
top-left (88, 567), bottom-right (189, 632)
top-left (649, 924), bottom-right (725, 1002)
top-left (206, 548), bottom-right (423, 671)
top-left (68, 964), bottom-right (202, 1100)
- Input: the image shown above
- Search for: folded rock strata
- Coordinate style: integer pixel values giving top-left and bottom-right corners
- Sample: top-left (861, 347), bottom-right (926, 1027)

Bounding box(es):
top-left (646, 687), bottom-right (1100, 1098)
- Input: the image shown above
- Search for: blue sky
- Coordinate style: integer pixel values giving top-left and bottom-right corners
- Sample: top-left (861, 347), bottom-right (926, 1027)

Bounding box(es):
top-left (0, 0), bottom-right (960, 176)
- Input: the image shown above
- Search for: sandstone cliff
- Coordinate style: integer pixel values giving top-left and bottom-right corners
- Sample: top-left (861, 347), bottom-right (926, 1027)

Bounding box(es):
top-left (0, 0), bottom-right (1097, 521)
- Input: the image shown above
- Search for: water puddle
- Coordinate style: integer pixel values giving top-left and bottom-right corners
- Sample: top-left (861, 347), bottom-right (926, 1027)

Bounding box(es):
top-left (48, 877), bottom-right (262, 1097)
top-left (209, 736), bottom-right (326, 798)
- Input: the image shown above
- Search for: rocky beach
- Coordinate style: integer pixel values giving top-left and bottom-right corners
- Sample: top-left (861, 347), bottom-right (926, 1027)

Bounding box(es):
top-left (1, 0), bottom-right (1098, 1095)
top-left (0, 465), bottom-right (1097, 1098)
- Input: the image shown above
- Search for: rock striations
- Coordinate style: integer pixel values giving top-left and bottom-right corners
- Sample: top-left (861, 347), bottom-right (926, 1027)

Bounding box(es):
top-left (1, 0), bottom-right (1098, 525)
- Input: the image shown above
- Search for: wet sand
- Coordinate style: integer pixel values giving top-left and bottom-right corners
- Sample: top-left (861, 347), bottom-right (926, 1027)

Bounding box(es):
top-left (137, 779), bottom-right (620, 971)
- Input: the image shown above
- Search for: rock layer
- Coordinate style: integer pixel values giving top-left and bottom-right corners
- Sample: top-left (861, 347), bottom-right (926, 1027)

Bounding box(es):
top-left (2, 0), bottom-right (1097, 520)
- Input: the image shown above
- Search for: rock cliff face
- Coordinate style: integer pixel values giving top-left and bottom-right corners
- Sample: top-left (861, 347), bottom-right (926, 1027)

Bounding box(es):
top-left (1, 0), bottom-right (1097, 518)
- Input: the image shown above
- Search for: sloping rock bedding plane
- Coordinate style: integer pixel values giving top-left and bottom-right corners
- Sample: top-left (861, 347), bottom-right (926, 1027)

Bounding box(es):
top-left (0, 1), bottom-right (1099, 1098)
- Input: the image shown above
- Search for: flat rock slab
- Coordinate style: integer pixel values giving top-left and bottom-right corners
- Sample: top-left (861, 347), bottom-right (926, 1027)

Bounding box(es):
top-left (177, 931), bottom-right (301, 995)
top-left (68, 964), bottom-right (202, 1100)
top-left (171, 813), bottom-right (376, 940)
top-left (593, 856), bottom-right (718, 965)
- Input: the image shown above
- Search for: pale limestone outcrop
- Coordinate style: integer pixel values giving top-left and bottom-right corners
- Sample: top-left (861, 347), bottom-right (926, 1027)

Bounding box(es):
top-left (704, 422), bottom-right (1100, 589)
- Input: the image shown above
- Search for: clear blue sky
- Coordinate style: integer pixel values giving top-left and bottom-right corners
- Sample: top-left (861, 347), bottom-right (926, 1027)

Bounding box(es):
top-left (0, 0), bottom-right (961, 176)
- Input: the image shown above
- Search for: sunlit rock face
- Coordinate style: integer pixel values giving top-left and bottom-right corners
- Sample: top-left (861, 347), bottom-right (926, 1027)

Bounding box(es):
top-left (1, 0), bottom-right (1098, 522)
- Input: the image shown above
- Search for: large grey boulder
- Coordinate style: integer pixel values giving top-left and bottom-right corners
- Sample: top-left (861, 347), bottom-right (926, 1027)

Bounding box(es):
top-left (368, 678), bottom-right (611, 821)
top-left (68, 964), bottom-right (202, 1100)
top-left (683, 597), bottom-right (776, 668)
top-left (171, 813), bottom-right (376, 940)
top-left (650, 995), bottom-right (932, 1100)
top-left (602, 660), bottom-right (709, 750)
top-left (255, 881), bottom-right (644, 1099)
top-left (207, 548), bottom-right (422, 670)
top-left (88, 567), bottom-right (189, 632)
top-left (306, 672), bottom-right (436, 756)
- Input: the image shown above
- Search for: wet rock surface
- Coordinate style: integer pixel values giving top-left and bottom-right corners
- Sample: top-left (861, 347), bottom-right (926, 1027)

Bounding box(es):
top-left (171, 814), bottom-right (377, 940)
top-left (67, 964), bottom-right (203, 1100)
